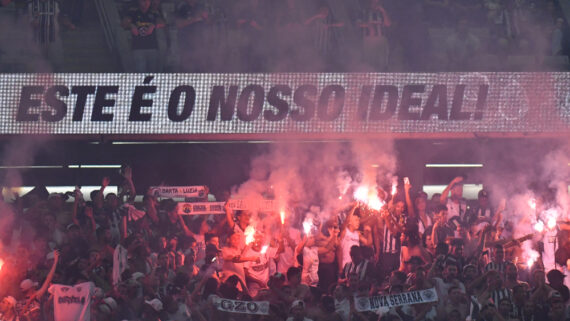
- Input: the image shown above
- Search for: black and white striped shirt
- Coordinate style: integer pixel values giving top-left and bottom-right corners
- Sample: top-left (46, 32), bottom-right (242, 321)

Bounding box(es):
top-left (490, 288), bottom-right (512, 308)
top-left (382, 219), bottom-right (400, 254)
top-left (341, 259), bottom-right (371, 281)
top-left (485, 261), bottom-right (506, 274)
top-left (29, 0), bottom-right (57, 45)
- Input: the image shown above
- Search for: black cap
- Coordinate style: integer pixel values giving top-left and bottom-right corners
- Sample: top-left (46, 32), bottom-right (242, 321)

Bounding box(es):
top-left (478, 190), bottom-right (489, 198)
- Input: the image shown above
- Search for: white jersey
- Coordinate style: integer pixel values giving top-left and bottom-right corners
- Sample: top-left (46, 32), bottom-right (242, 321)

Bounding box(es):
top-left (244, 247), bottom-right (277, 294)
top-left (340, 229), bottom-right (360, 269)
top-left (446, 198), bottom-right (467, 221)
top-left (277, 228), bottom-right (301, 274)
top-left (301, 246), bottom-right (319, 287)
top-left (48, 282), bottom-right (94, 321)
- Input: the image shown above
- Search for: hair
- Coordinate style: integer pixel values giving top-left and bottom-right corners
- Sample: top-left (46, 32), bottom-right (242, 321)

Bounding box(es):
top-left (349, 245), bottom-right (361, 257)
top-left (321, 295), bottom-right (335, 313)
top-left (448, 286), bottom-right (461, 294)
top-left (205, 233), bottom-right (217, 243)
top-left (391, 271), bottom-right (407, 284)
top-left (435, 243), bottom-right (449, 256)
top-left (322, 219), bottom-right (337, 237)
top-left (287, 267), bottom-right (302, 280)
top-left (434, 204), bottom-right (448, 213)
top-left (493, 244), bottom-right (504, 251)
top-left (404, 226), bottom-right (421, 247)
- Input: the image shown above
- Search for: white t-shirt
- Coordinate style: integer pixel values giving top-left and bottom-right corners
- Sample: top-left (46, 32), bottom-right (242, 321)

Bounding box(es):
top-left (48, 282), bottom-right (94, 321)
top-left (244, 247), bottom-right (277, 287)
top-left (433, 277), bottom-right (466, 308)
top-left (277, 228), bottom-right (301, 274)
top-left (221, 247), bottom-right (246, 284)
top-left (340, 229), bottom-right (360, 269)
top-left (301, 246), bottom-right (319, 287)
top-left (446, 198), bottom-right (467, 221)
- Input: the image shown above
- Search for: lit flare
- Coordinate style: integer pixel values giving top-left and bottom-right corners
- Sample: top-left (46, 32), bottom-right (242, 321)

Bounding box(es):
top-left (260, 245), bottom-right (268, 254)
top-left (354, 185), bottom-right (385, 211)
top-left (280, 211), bottom-right (285, 225)
top-left (303, 221), bottom-right (312, 236)
top-left (528, 198), bottom-right (536, 210)
top-left (534, 221), bottom-right (544, 233)
top-left (527, 251), bottom-right (539, 268)
top-left (244, 226), bottom-right (255, 245)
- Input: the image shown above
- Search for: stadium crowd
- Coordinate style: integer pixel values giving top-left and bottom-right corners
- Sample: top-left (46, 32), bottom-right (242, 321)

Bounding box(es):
top-left (0, 168), bottom-right (569, 321)
top-left (0, 0), bottom-right (569, 72)
top-left (119, 0), bottom-right (570, 72)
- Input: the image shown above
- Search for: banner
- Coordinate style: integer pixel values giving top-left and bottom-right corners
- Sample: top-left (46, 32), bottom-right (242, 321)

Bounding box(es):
top-left (354, 288), bottom-right (438, 312)
top-left (3, 73), bottom-right (570, 138)
top-left (150, 186), bottom-right (208, 198)
top-left (213, 297), bottom-right (270, 315)
top-left (177, 202), bottom-right (225, 215)
top-left (226, 199), bottom-right (278, 212)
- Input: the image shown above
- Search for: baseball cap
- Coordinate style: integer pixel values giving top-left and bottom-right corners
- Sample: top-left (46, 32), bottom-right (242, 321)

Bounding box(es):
top-left (66, 223), bottom-right (80, 231)
top-left (131, 272), bottom-right (145, 281)
top-left (290, 300), bottom-right (304, 311)
top-left (145, 298), bottom-right (163, 312)
top-left (20, 279), bottom-right (39, 292)
top-left (547, 269), bottom-right (566, 281)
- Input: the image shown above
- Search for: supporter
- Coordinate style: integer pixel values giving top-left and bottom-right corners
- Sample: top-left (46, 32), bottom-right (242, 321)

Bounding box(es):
top-left (440, 176), bottom-right (467, 221)
top-left (399, 225), bottom-right (431, 272)
top-left (376, 201), bottom-right (404, 280)
top-left (174, 0), bottom-right (209, 72)
top-left (121, 0), bottom-right (165, 72)
top-left (315, 219), bottom-right (339, 292)
top-left (479, 270), bottom-right (512, 309)
top-left (287, 300), bottom-right (313, 321)
top-left (0, 296), bottom-right (18, 321)
top-left (551, 17), bottom-right (565, 56)
top-left (511, 283), bottom-right (528, 319)
top-left (338, 203), bottom-right (363, 271)
top-left (504, 262), bottom-right (528, 290)
top-left (220, 231), bottom-right (258, 290)
top-left (287, 267), bottom-right (311, 302)
top-left (404, 181), bottom-right (432, 235)
top-left (431, 205), bottom-right (455, 245)
top-left (244, 235), bottom-right (280, 297)
top-left (3, 165), bottom-right (570, 321)
top-left (357, 0), bottom-right (391, 71)
top-left (547, 269), bottom-right (569, 304)
top-left (28, 0), bottom-right (64, 70)
top-left (485, 244), bottom-right (507, 273)
top-left (431, 259), bottom-right (466, 306)
top-left (16, 250), bottom-right (59, 321)
top-left (437, 285), bottom-right (470, 320)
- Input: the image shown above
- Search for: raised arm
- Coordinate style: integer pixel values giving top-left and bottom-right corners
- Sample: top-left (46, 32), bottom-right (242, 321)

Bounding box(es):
top-left (34, 250), bottom-right (60, 299)
top-left (94, 177), bottom-right (110, 210)
top-left (440, 176), bottom-right (463, 205)
top-left (224, 201), bottom-right (235, 230)
top-left (339, 202), bottom-right (358, 240)
top-left (404, 180), bottom-right (415, 218)
top-left (121, 166), bottom-right (136, 203)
